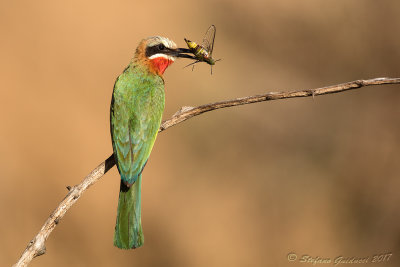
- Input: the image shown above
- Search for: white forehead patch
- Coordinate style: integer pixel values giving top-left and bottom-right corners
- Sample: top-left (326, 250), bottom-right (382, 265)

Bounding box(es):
top-left (146, 36), bottom-right (177, 49)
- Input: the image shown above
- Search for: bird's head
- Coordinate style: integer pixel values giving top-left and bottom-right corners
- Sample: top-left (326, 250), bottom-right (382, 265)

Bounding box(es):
top-left (134, 36), bottom-right (190, 76)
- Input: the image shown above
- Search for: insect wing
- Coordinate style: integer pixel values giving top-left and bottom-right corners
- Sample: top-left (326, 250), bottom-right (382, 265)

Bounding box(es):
top-left (201, 25), bottom-right (216, 55)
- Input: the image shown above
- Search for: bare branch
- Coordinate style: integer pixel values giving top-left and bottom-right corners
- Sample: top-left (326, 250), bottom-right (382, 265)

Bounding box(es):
top-left (13, 77), bottom-right (400, 267)
top-left (159, 77), bottom-right (400, 132)
top-left (13, 155), bottom-right (116, 267)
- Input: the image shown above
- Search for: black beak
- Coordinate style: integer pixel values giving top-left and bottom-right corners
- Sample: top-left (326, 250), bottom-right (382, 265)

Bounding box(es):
top-left (168, 47), bottom-right (196, 60)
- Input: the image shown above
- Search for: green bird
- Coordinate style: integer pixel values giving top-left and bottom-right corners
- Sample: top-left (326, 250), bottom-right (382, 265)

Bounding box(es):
top-left (111, 36), bottom-right (191, 249)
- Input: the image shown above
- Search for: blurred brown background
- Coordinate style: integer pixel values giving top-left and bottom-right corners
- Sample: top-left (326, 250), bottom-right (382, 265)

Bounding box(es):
top-left (1, 0), bottom-right (400, 266)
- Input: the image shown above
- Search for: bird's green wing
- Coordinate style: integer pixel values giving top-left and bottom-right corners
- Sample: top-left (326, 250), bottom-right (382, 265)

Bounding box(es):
top-left (111, 67), bottom-right (164, 185)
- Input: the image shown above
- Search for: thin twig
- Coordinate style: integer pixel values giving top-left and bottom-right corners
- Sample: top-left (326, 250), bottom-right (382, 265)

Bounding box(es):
top-left (13, 77), bottom-right (400, 267)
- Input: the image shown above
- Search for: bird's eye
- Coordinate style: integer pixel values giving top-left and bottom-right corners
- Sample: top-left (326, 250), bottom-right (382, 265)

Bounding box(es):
top-left (158, 43), bottom-right (165, 50)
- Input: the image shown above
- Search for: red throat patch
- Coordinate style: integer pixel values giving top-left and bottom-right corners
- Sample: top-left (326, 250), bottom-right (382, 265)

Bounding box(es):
top-left (150, 57), bottom-right (174, 75)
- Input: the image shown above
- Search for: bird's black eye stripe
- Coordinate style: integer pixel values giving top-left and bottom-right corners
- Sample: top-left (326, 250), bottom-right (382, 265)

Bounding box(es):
top-left (145, 43), bottom-right (168, 57)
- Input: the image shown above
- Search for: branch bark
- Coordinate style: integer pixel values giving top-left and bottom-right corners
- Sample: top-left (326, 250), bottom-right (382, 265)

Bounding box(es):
top-left (13, 77), bottom-right (400, 267)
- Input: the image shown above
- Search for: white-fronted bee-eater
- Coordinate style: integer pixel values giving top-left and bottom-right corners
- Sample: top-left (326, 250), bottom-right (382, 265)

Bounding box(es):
top-left (111, 36), bottom-right (193, 249)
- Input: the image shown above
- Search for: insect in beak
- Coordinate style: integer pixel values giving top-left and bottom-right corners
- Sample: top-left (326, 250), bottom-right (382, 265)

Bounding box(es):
top-left (168, 47), bottom-right (197, 60)
top-left (182, 25), bottom-right (220, 74)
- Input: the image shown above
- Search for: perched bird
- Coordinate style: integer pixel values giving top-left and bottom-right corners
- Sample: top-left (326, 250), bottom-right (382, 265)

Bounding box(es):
top-left (110, 36), bottom-right (191, 249)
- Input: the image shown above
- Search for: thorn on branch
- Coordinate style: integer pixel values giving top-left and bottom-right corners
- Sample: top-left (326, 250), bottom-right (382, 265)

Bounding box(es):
top-left (34, 246), bottom-right (46, 258)
top-left (355, 80), bottom-right (365, 87)
top-left (66, 186), bottom-right (71, 191)
top-left (309, 89), bottom-right (316, 99)
top-left (173, 106), bottom-right (194, 117)
top-left (266, 93), bottom-right (278, 100)
top-left (32, 235), bottom-right (46, 258)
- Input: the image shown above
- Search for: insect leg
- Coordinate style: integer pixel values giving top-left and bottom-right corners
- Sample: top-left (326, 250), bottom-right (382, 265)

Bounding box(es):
top-left (184, 60), bottom-right (200, 69)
